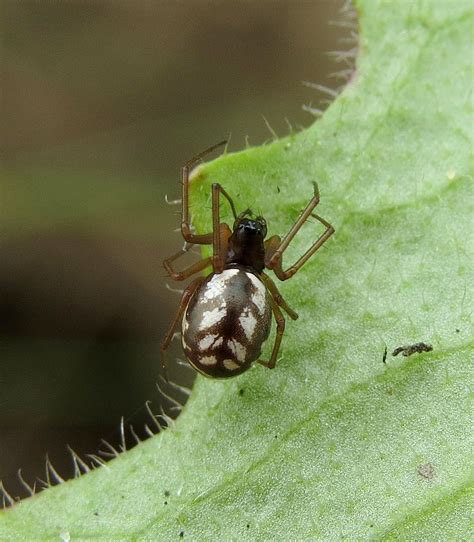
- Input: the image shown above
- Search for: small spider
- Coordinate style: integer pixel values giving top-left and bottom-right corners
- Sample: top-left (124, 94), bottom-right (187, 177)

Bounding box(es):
top-left (161, 141), bottom-right (334, 378)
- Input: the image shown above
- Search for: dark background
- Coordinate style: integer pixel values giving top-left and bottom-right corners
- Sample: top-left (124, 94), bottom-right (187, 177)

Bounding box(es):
top-left (1, 1), bottom-right (351, 499)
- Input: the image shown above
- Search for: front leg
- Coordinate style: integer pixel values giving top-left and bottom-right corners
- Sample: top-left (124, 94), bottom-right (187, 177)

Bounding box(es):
top-left (181, 140), bottom-right (229, 244)
top-left (211, 183), bottom-right (234, 273)
top-left (265, 183), bottom-right (334, 281)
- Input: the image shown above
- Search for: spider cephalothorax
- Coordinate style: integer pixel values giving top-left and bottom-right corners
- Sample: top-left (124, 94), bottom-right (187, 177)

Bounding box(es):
top-left (161, 141), bottom-right (334, 378)
top-left (226, 214), bottom-right (267, 272)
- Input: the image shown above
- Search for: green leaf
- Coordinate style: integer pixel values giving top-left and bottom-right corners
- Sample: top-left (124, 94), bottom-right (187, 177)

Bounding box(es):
top-left (1, 0), bottom-right (472, 539)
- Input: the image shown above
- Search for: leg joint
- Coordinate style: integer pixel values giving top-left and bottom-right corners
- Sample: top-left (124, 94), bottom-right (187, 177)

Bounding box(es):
top-left (275, 316), bottom-right (285, 328)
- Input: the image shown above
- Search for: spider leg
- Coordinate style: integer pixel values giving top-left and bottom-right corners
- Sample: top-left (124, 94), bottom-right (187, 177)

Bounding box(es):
top-left (178, 141), bottom-right (234, 273)
top-left (264, 234), bottom-right (282, 262)
top-left (160, 276), bottom-right (206, 380)
top-left (164, 255), bottom-right (212, 282)
top-left (257, 293), bottom-right (285, 369)
top-left (211, 183), bottom-right (234, 273)
top-left (165, 180), bottom-right (233, 278)
top-left (260, 272), bottom-right (298, 320)
top-left (181, 140), bottom-right (230, 244)
top-left (163, 241), bottom-right (213, 281)
top-left (265, 183), bottom-right (334, 281)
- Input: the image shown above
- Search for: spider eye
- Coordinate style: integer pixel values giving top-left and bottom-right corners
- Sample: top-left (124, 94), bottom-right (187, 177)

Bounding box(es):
top-left (233, 216), bottom-right (245, 231)
top-left (234, 209), bottom-right (253, 231)
top-left (256, 216), bottom-right (267, 237)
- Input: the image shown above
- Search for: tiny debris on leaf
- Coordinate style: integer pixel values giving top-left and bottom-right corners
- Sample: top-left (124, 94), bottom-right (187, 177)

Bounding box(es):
top-left (392, 342), bottom-right (433, 357)
top-left (417, 463), bottom-right (435, 480)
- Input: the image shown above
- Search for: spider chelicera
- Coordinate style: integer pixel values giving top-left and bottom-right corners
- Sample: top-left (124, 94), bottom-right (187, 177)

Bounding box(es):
top-left (161, 140), bottom-right (334, 379)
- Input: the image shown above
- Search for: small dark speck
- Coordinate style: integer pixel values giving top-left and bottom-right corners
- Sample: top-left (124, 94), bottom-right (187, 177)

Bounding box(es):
top-left (274, 435), bottom-right (278, 439)
top-left (392, 342), bottom-right (433, 357)
top-left (369, 524), bottom-right (374, 528)
top-left (164, 490), bottom-right (170, 497)
top-left (456, 328), bottom-right (460, 333)
top-left (179, 531), bottom-right (184, 538)
top-left (93, 511), bottom-right (99, 516)
top-left (164, 501), bottom-right (168, 505)
top-left (277, 186), bottom-right (281, 192)
top-left (238, 389), bottom-right (244, 396)
top-left (382, 346), bottom-right (388, 364)
top-left (246, 524), bottom-right (250, 529)
top-left (417, 463), bottom-right (435, 480)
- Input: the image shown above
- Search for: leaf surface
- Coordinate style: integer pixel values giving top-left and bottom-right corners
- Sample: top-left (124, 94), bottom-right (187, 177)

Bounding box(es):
top-left (1, 1), bottom-right (472, 539)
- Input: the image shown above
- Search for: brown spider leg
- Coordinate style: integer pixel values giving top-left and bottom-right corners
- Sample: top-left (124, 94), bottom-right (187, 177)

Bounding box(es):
top-left (257, 293), bottom-right (285, 369)
top-left (164, 254), bottom-right (212, 282)
top-left (166, 182), bottom-right (233, 278)
top-left (160, 276), bottom-right (206, 380)
top-left (265, 183), bottom-right (334, 281)
top-left (211, 183), bottom-right (234, 273)
top-left (181, 140), bottom-right (236, 244)
top-left (163, 240), bottom-right (213, 281)
top-left (260, 272), bottom-right (299, 320)
top-left (264, 234), bottom-right (282, 263)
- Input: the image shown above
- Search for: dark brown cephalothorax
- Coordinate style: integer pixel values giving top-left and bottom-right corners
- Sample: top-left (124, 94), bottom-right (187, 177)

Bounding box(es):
top-left (161, 141), bottom-right (334, 379)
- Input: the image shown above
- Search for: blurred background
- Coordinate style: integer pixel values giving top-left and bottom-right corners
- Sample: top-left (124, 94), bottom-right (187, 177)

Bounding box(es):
top-left (1, 1), bottom-right (352, 500)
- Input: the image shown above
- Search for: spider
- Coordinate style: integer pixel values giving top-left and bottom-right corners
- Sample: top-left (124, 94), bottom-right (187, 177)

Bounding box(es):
top-left (161, 140), bottom-right (334, 378)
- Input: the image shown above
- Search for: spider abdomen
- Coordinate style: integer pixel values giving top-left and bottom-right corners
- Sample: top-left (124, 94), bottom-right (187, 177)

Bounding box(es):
top-left (182, 267), bottom-right (272, 378)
